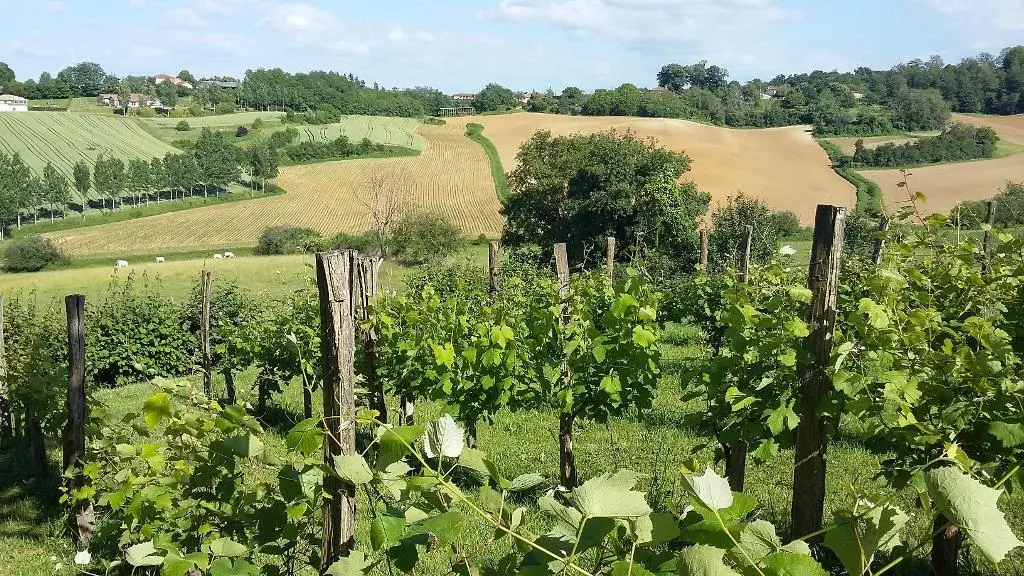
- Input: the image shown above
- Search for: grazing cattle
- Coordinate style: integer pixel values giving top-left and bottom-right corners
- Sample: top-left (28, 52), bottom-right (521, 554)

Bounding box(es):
top-left (213, 254), bottom-right (224, 259)
top-left (115, 260), bottom-right (128, 269)
top-left (223, 252), bottom-right (235, 259)
top-left (156, 257), bottom-right (165, 264)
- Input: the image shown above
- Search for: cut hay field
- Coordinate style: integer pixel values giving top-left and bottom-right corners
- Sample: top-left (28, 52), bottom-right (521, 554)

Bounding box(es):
top-left (46, 123), bottom-right (500, 256)
top-left (448, 113), bottom-right (853, 223)
top-left (864, 114), bottom-right (1024, 216)
top-left (0, 112), bottom-right (177, 200)
top-left (827, 135), bottom-right (919, 155)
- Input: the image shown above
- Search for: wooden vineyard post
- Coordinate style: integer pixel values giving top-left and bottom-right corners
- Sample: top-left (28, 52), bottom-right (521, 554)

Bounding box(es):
top-left (316, 251), bottom-right (358, 568)
top-left (64, 294), bottom-right (94, 543)
top-left (982, 200), bottom-right (996, 273)
top-left (0, 293), bottom-right (9, 445)
top-left (725, 225), bottom-right (753, 492)
top-left (790, 205), bottom-right (846, 541)
top-left (871, 216), bottom-right (891, 266)
top-left (606, 236), bottom-right (616, 279)
top-left (488, 241), bottom-right (501, 297)
top-left (200, 271), bottom-right (213, 397)
top-left (699, 229), bottom-right (709, 270)
top-left (356, 256), bottom-right (386, 423)
top-left (554, 243), bottom-right (578, 489)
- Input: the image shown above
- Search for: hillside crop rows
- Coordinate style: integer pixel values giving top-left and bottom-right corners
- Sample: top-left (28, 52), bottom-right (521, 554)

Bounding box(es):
top-left (449, 113), bottom-right (854, 224)
top-left (46, 123), bottom-right (499, 255)
top-left (0, 112), bottom-right (177, 200)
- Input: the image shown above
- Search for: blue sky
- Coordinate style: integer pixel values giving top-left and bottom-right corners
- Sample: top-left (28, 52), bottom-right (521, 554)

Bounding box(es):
top-left (1, 0), bottom-right (1022, 93)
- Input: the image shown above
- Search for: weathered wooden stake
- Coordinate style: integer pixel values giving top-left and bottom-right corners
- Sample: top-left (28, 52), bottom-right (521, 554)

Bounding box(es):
top-left (699, 229), bottom-right (709, 270)
top-left (357, 256), bottom-right (386, 423)
top-left (982, 200), bottom-right (996, 273)
top-left (553, 243), bottom-right (578, 489)
top-left (488, 241), bottom-right (501, 297)
top-left (931, 515), bottom-right (962, 576)
top-left (791, 205), bottom-right (846, 541)
top-left (725, 226), bottom-right (753, 492)
top-left (0, 293), bottom-right (10, 444)
top-left (316, 251), bottom-right (358, 568)
top-left (200, 271), bottom-right (213, 397)
top-left (64, 294), bottom-right (94, 544)
top-left (870, 216), bottom-right (891, 266)
top-left (606, 236), bottom-right (616, 279)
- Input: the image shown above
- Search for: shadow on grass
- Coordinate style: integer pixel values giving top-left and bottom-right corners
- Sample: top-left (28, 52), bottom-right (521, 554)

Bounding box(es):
top-left (0, 443), bottom-right (61, 542)
top-left (254, 403), bottom-right (306, 437)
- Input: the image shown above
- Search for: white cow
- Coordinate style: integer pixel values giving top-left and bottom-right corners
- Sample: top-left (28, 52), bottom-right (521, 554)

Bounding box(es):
top-left (155, 257), bottom-right (165, 264)
top-left (115, 260), bottom-right (128, 269)
top-left (213, 254), bottom-right (224, 259)
top-left (223, 252), bottom-right (235, 259)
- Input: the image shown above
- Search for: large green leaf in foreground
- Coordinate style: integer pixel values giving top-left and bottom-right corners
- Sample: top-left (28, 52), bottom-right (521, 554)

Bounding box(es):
top-left (924, 467), bottom-right (1023, 564)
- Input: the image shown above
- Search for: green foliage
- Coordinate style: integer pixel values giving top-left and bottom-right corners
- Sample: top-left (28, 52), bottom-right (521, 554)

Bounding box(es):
top-left (472, 83), bottom-right (520, 112)
top-left (465, 123), bottom-right (510, 201)
top-left (502, 129), bottom-right (709, 268)
top-left (1, 294), bottom-right (67, 438)
top-left (184, 280), bottom-right (262, 375)
top-left (253, 286), bottom-right (321, 414)
top-left (254, 225), bottom-right (323, 255)
top-left (848, 123), bottom-right (999, 168)
top-left (953, 181), bottom-right (1024, 228)
top-left (818, 139), bottom-right (883, 215)
top-left (2, 234), bottom-right (66, 272)
top-left (708, 194), bottom-right (783, 270)
top-left (87, 275), bottom-right (195, 386)
top-left (176, 120), bottom-right (191, 132)
top-left (390, 211), bottom-right (464, 265)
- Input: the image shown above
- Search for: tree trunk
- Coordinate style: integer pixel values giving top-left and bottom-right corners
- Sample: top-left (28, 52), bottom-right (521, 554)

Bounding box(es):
top-left (725, 441), bottom-right (748, 492)
top-left (559, 411), bottom-right (577, 489)
top-left (467, 420), bottom-right (478, 449)
top-left (64, 294), bottom-right (94, 544)
top-left (200, 271), bottom-right (213, 397)
top-left (931, 514), bottom-right (961, 576)
top-left (26, 409), bottom-right (49, 478)
top-left (223, 367), bottom-right (235, 406)
top-left (302, 384), bottom-right (312, 420)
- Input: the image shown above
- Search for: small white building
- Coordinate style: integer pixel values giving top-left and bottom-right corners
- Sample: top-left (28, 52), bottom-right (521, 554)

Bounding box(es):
top-left (0, 94), bottom-right (28, 112)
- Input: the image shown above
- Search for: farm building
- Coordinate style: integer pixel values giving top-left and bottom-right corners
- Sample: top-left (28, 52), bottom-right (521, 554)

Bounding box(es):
top-left (0, 94), bottom-right (28, 112)
top-left (453, 92), bottom-right (476, 101)
top-left (520, 91), bottom-right (535, 105)
top-left (199, 79), bottom-right (239, 89)
top-left (649, 86), bottom-right (671, 94)
top-left (98, 93), bottom-right (161, 108)
top-left (153, 74), bottom-right (193, 89)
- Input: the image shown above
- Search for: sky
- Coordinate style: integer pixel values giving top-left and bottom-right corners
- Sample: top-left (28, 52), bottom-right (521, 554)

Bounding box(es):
top-left (0, 0), bottom-right (1022, 93)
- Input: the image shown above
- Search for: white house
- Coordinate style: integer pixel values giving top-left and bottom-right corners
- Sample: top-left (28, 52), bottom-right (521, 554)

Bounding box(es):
top-left (154, 74), bottom-right (193, 90)
top-left (452, 92), bottom-right (476, 101)
top-left (0, 94), bottom-right (28, 112)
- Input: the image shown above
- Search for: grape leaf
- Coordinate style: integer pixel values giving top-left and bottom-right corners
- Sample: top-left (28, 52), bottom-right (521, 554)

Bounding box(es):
top-left (326, 550), bottom-right (369, 576)
top-left (676, 544), bottom-right (742, 576)
top-left (682, 468), bottom-right (733, 512)
top-left (424, 415), bottom-right (464, 459)
top-left (574, 470), bottom-right (652, 518)
top-left (925, 467), bottom-right (1024, 564)
top-left (759, 551), bottom-right (828, 576)
top-left (331, 454), bottom-right (374, 485)
top-left (126, 540), bottom-right (163, 567)
top-left (823, 501), bottom-right (908, 576)
top-left (729, 520), bottom-right (780, 567)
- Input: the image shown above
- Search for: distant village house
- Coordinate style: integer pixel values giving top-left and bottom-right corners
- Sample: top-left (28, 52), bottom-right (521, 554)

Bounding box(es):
top-left (0, 94), bottom-right (28, 112)
top-left (452, 92), bottom-right (476, 101)
top-left (199, 80), bottom-right (239, 89)
top-left (153, 74), bottom-right (193, 90)
top-left (520, 91), bottom-right (535, 105)
top-left (97, 93), bottom-right (162, 109)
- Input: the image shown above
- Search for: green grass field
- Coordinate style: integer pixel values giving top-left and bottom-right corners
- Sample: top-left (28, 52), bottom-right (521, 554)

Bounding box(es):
top-left (0, 112), bottom-right (177, 201)
top-left (138, 113), bottom-right (424, 150)
top-left (27, 97), bottom-right (115, 115)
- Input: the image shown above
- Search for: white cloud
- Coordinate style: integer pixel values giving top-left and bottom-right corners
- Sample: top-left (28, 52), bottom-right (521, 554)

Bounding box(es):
top-left (388, 26), bottom-right (435, 43)
top-left (162, 7), bottom-right (208, 29)
top-left (258, 3), bottom-right (372, 55)
top-left (918, 0), bottom-right (1024, 31)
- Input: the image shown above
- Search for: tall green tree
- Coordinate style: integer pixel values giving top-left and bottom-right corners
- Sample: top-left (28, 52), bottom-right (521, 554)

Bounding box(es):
top-left (0, 62), bottom-right (14, 90)
top-left (127, 158), bottom-right (151, 206)
top-left (248, 141), bottom-right (278, 192)
top-left (193, 129), bottom-right (240, 196)
top-left (42, 162), bottom-right (71, 222)
top-left (93, 155), bottom-right (126, 210)
top-left (502, 130), bottom-right (709, 268)
top-left (3, 153), bottom-right (32, 228)
top-left (72, 161), bottom-right (90, 214)
top-left (149, 157), bottom-right (164, 202)
top-left (473, 83), bottom-right (519, 112)
top-left (707, 193), bottom-right (783, 270)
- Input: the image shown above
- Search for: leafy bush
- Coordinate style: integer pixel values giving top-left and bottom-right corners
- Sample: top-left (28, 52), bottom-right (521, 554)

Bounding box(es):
top-left (214, 102), bottom-right (236, 115)
top-left (268, 127), bottom-right (299, 150)
top-left (849, 123), bottom-right (998, 167)
top-left (134, 106), bottom-right (157, 118)
top-left (284, 136), bottom-right (357, 163)
top-left (3, 235), bottom-right (66, 272)
top-left (254, 225), bottom-right (323, 255)
top-left (251, 117), bottom-right (265, 130)
top-left (423, 116), bottom-right (447, 125)
top-left (390, 211), bottom-right (464, 264)
top-left (168, 107), bottom-right (188, 118)
top-left (770, 210), bottom-right (806, 238)
top-left (953, 181), bottom-right (1024, 228)
top-left (175, 120), bottom-right (190, 132)
top-left (317, 230), bottom-right (378, 254)
top-left (708, 194), bottom-right (782, 270)
top-left (235, 126), bottom-right (249, 137)
top-left (87, 275), bottom-right (195, 386)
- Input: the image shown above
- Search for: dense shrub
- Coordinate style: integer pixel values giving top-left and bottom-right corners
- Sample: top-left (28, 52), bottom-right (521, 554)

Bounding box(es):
top-left (251, 117), bottom-right (265, 130)
top-left (168, 107), bottom-right (188, 118)
top-left (134, 106), bottom-right (158, 118)
top-left (708, 194), bottom-right (782, 270)
top-left (236, 125), bottom-right (249, 137)
top-left (3, 235), bottom-right (66, 272)
top-left (254, 225), bottom-right (323, 255)
top-left (214, 102), bottom-right (236, 115)
top-left (87, 276), bottom-right (195, 386)
top-left (317, 230), bottom-right (379, 254)
top-left (284, 136), bottom-right (358, 163)
top-left (849, 123), bottom-right (998, 167)
top-left (175, 120), bottom-right (191, 131)
top-left (954, 181), bottom-right (1024, 228)
top-left (423, 116), bottom-right (447, 125)
top-left (770, 210), bottom-right (806, 238)
top-left (390, 211), bottom-right (464, 264)
top-left (268, 127), bottom-right (299, 150)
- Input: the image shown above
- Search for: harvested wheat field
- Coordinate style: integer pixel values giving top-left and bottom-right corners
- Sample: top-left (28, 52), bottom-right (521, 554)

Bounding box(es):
top-left (451, 113), bottom-right (853, 223)
top-left (869, 155), bottom-right (1024, 216)
top-left (47, 123), bottom-right (501, 256)
top-left (827, 135), bottom-right (919, 155)
top-left (952, 113), bottom-right (1024, 144)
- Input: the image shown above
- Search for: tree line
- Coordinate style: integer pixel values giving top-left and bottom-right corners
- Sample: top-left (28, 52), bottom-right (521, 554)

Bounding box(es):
top-left (0, 129), bottom-right (280, 235)
top-left (838, 123), bottom-right (1000, 168)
